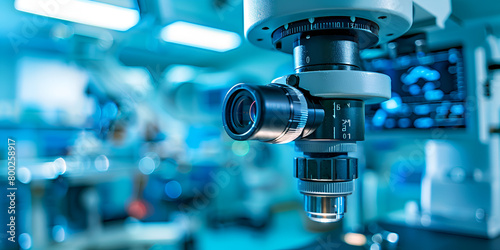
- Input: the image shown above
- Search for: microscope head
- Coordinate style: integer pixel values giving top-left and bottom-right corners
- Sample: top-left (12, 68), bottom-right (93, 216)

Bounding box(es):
top-left (223, 0), bottom-right (413, 222)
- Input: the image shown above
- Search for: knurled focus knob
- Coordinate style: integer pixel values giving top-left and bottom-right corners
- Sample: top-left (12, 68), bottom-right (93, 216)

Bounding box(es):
top-left (294, 157), bottom-right (358, 181)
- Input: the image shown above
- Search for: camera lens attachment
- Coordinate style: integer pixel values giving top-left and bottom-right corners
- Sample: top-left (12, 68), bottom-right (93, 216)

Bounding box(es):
top-left (222, 83), bottom-right (311, 144)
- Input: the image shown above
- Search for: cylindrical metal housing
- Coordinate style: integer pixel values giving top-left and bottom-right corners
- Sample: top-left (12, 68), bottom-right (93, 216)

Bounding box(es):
top-left (293, 35), bottom-right (362, 72)
top-left (304, 195), bottom-right (346, 223)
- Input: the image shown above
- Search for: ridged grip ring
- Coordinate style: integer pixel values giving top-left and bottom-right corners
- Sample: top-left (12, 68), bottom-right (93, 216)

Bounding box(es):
top-left (295, 141), bottom-right (357, 153)
top-left (294, 157), bottom-right (358, 181)
top-left (267, 83), bottom-right (308, 144)
top-left (298, 180), bottom-right (354, 196)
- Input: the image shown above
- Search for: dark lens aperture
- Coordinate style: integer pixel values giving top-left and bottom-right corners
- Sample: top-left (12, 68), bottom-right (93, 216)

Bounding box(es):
top-left (232, 93), bottom-right (255, 130)
top-left (223, 84), bottom-right (266, 140)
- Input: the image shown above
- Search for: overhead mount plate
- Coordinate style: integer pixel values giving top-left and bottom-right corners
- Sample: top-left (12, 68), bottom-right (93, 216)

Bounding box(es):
top-left (244, 0), bottom-right (413, 51)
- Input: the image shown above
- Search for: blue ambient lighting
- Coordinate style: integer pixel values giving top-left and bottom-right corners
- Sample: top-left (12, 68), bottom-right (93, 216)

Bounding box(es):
top-left (164, 180), bottom-right (182, 199)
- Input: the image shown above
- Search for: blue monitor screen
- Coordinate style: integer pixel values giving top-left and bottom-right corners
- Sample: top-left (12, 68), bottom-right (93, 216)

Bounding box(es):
top-left (364, 47), bottom-right (466, 130)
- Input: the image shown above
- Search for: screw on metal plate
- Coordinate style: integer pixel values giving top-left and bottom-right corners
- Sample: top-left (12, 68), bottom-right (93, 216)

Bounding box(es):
top-left (286, 75), bottom-right (299, 87)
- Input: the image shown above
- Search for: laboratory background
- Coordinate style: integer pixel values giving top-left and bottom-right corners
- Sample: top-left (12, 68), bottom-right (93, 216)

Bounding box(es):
top-left (0, 0), bottom-right (500, 249)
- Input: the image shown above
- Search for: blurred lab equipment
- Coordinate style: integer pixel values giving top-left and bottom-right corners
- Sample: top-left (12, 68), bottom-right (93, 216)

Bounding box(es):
top-left (1, 0), bottom-right (500, 250)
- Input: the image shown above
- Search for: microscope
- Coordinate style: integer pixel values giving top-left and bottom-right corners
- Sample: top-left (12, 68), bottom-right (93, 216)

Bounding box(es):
top-left (222, 0), bottom-right (414, 223)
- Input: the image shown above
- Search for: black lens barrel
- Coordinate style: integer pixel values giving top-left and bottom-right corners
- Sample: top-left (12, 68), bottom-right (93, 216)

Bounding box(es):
top-left (294, 34), bottom-right (362, 72)
top-left (223, 83), bottom-right (295, 142)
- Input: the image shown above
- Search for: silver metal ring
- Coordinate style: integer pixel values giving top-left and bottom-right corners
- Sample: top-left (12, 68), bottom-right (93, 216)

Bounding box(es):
top-left (295, 141), bottom-right (357, 153)
top-left (298, 180), bottom-right (354, 196)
